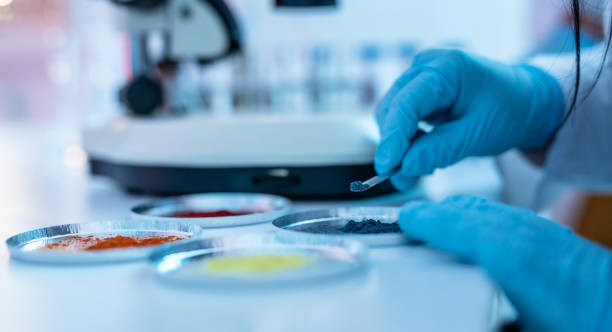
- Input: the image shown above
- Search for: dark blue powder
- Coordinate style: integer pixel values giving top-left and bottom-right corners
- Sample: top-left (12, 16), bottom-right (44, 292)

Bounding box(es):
top-left (340, 219), bottom-right (401, 234)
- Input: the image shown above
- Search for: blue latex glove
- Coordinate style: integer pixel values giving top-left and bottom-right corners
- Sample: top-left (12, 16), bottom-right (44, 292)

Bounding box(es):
top-left (375, 49), bottom-right (565, 190)
top-left (400, 195), bottom-right (612, 332)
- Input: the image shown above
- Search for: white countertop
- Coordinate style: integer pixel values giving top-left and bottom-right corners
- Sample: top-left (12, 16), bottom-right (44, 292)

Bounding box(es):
top-left (0, 124), bottom-right (501, 332)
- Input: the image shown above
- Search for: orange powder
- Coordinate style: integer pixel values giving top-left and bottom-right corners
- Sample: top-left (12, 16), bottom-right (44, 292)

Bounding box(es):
top-left (43, 234), bottom-right (188, 252)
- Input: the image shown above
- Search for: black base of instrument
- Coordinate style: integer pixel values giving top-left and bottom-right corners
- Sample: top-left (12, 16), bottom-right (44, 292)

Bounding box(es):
top-left (89, 159), bottom-right (395, 199)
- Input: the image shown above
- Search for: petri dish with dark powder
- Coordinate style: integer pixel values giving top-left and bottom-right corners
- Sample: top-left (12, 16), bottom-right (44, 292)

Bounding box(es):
top-left (273, 207), bottom-right (413, 247)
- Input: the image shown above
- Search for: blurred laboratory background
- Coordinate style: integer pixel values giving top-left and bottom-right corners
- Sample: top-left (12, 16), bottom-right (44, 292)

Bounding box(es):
top-left (0, 0), bottom-right (609, 239)
top-left (1, 0), bottom-right (595, 125)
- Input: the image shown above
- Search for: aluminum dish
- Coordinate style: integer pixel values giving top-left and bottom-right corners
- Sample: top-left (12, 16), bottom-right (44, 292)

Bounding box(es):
top-left (150, 233), bottom-right (367, 286)
top-left (131, 193), bottom-right (292, 228)
top-left (6, 220), bottom-right (203, 264)
top-left (272, 207), bottom-right (413, 247)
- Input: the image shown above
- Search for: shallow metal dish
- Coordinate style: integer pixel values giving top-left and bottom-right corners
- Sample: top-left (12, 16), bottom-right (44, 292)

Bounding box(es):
top-left (151, 233), bottom-right (367, 286)
top-left (6, 220), bottom-right (203, 264)
top-left (131, 193), bottom-right (292, 228)
top-left (272, 207), bottom-right (412, 247)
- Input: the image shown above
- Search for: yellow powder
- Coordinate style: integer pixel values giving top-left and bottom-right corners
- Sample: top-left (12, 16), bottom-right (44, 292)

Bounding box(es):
top-left (204, 254), bottom-right (313, 275)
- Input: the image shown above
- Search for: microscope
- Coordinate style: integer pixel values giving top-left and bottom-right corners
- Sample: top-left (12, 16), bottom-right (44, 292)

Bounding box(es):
top-left (83, 0), bottom-right (393, 199)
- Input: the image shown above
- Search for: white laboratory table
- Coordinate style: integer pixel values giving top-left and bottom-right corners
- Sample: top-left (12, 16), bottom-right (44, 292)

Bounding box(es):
top-left (0, 124), bottom-right (502, 332)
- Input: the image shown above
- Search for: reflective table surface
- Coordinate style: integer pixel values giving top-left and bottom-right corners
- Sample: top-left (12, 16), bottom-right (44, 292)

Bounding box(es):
top-left (0, 124), bottom-right (501, 332)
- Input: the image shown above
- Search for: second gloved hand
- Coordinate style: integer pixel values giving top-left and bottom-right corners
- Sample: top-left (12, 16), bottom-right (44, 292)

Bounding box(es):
top-left (399, 195), bottom-right (612, 332)
top-left (375, 50), bottom-right (565, 190)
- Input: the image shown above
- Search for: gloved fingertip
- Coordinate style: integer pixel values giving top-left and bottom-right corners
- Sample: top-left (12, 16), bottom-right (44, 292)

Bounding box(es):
top-left (374, 157), bottom-right (393, 174)
top-left (398, 201), bottom-right (476, 254)
top-left (399, 144), bottom-right (438, 178)
top-left (375, 129), bottom-right (412, 174)
top-left (397, 201), bottom-right (439, 237)
top-left (395, 153), bottom-right (421, 178)
top-left (398, 200), bottom-right (435, 223)
top-left (374, 145), bottom-right (398, 174)
top-left (399, 199), bottom-right (431, 211)
top-left (390, 174), bottom-right (417, 192)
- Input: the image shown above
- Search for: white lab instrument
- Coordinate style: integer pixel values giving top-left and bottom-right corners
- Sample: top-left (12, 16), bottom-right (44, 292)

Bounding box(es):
top-left (83, 0), bottom-right (393, 198)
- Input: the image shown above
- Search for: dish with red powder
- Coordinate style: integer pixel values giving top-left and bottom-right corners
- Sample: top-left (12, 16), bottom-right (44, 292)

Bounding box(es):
top-left (130, 193), bottom-right (292, 228)
top-left (171, 210), bottom-right (255, 218)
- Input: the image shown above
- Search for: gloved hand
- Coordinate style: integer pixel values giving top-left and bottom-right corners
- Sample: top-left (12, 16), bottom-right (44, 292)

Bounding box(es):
top-left (399, 195), bottom-right (612, 332)
top-left (375, 49), bottom-right (565, 190)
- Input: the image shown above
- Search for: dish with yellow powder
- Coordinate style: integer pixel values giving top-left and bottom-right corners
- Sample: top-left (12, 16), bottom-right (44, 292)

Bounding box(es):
top-left (150, 234), bottom-right (367, 286)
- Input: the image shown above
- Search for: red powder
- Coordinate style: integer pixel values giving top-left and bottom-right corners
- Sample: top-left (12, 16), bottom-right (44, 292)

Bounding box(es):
top-left (43, 234), bottom-right (189, 252)
top-left (171, 210), bottom-right (253, 218)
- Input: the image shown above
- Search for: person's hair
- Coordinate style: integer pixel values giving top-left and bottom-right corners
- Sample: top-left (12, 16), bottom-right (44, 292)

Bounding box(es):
top-left (567, 0), bottom-right (612, 119)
